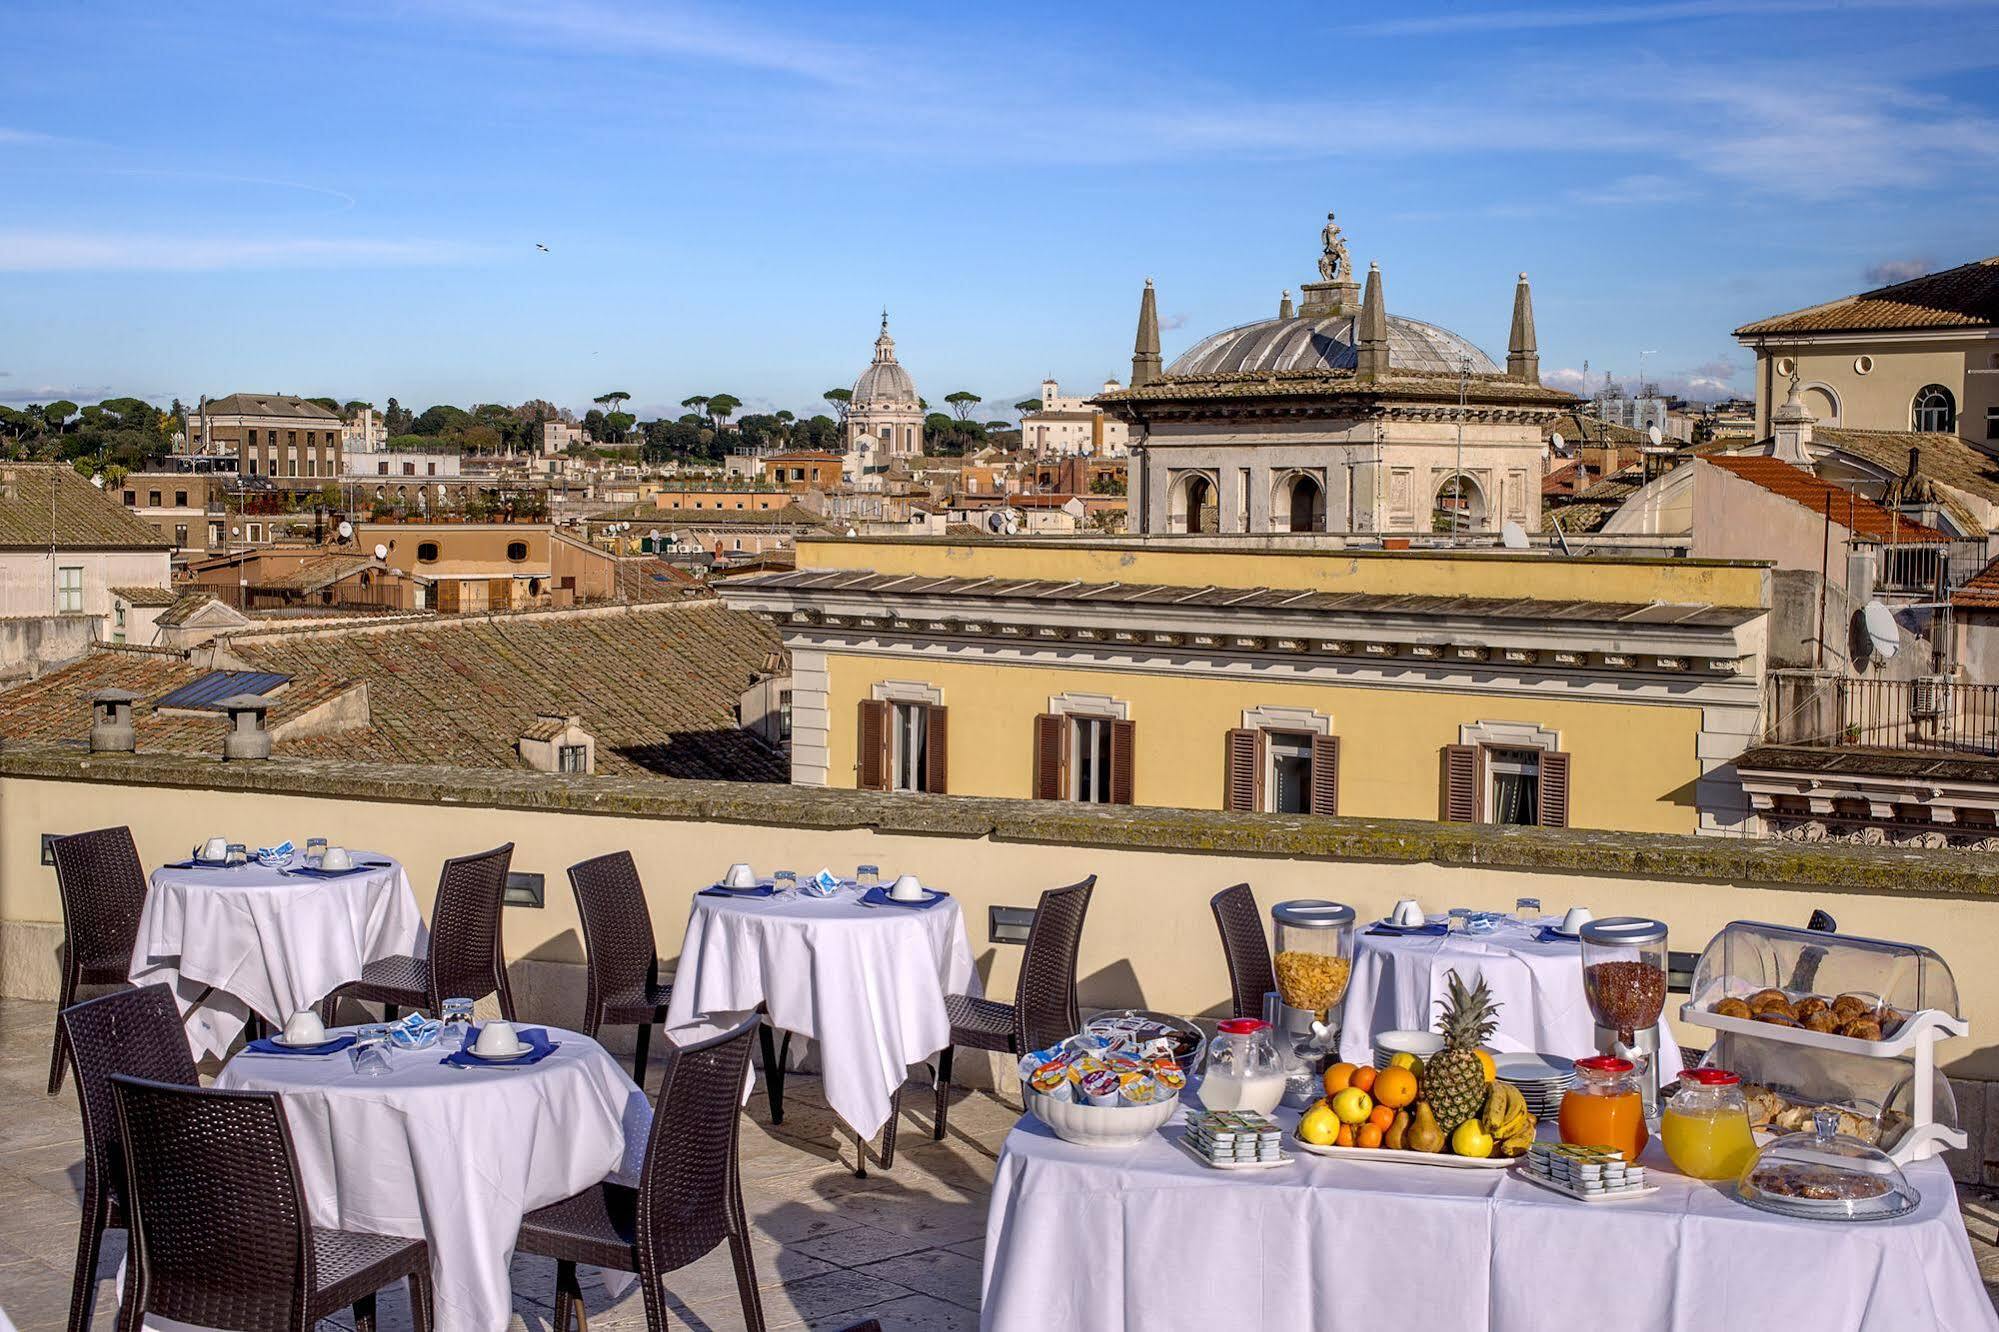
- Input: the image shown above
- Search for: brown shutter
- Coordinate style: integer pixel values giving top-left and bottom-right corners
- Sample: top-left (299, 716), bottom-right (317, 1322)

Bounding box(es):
top-left (923, 704), bottom-right (949, 795)
top-left (857, 699), bottom-right (890, 791)
top-left (1310, 734), bottom-right (1340, 816)
top-left (1033, 713), bottom-right (1065, 800)
top-left (1109, 719), bottom-right (1136, 805)
top-left (1537, 750), bottom-right (1571, 829)
top-left (1223, 728), bottom-right (1262, 812)
top-left (1443, 744), bottom-right (1481, 822)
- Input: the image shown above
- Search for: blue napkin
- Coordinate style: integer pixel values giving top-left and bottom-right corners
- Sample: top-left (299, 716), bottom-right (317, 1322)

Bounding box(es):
top-left (700, 882), bottom-right (776, 898)
top-left (440, 1025), bottom-right (559, 1068)
top-left (860, 885), bottom-right (949, 910)
top-left (288, 864), bottom-right (375, 879)
top-left (245, 1033), bottom-right (356, 1056)
top-left (162, 859), bottom-right (199, 870)
top-left (1536, 926), bottom-right (1580, 944)
top-left (1367, 922), bottom-right (1448, 937)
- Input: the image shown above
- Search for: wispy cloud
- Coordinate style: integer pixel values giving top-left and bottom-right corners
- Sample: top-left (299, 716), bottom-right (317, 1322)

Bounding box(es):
top-left (1864, 256), bottom-right (1936, 284)
top-left (0, 383), bottom-right (115, 405)
top-left (101, 168), bottom-right (357, 210)
top-left (1353, 0), bottom-right (1982, 38)
top-left (0, 231), bottom-right (501, 272)
top-left (1547, 356), bottom-right (1745, 402)
top-left (0, 127), bottom-right (63, 145)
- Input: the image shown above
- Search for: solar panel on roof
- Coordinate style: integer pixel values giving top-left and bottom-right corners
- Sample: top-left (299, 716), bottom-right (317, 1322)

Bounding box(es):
top-left (155, 670), bottom-right (291, 711)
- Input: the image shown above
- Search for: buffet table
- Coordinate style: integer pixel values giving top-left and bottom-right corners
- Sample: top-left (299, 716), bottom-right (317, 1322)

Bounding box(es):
top-left (982, 1104), bottom-right (1996, 1331)
top-left (1341, 916), bottom-right (1685, 1072)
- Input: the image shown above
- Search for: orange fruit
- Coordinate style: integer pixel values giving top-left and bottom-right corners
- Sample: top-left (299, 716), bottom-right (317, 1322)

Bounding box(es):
top-left (1350, 1066), bottom-right (1377, 1094)
top-left (1335, 1123), bottom-right (1356, 1148)
top-left (1373, 1066), bottom-right (1419, 1109)
top-left (1367, 1104), bottom-right (1395, 1131)
top-left (1323, 1062), bottom-right (1358, 1095)
top-left (1475, 1049), bottom-right (1497, 1084)
top-left (1357, 1124), bottom-right (1384, 1148)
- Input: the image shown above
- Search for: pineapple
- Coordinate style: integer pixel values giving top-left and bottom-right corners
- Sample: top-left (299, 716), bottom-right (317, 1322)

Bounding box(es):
top-left (1428, 969), bottom-right (1501, 1132)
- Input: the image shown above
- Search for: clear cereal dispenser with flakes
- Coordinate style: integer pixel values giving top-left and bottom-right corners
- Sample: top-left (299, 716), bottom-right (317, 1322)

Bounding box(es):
top-left (1268, 900), bottom-right (1355, 1104)
top-left (1579, 917), bottom-right (1670, 1119)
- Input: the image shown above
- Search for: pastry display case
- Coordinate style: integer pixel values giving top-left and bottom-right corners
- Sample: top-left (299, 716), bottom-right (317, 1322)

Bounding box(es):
top-left (1734, 1107), bottom-right (1921, 1222)
top-left (1682, 921), bottom-right (1967, 1164)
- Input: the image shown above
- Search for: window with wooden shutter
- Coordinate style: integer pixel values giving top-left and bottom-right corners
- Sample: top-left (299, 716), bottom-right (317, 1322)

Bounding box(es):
top-left (1223, 728), bottom-right (1262, 812)
top-left (1536, 750), bottom-right (1571, 828)
top-left (923, 704), bottom-right (949, 795)
top-left (1109, 718), bottom-right (1136, 805)
top-left (1032, 712), bottom-right (1064, 800)
top-left (1309, 735), bottom-right (1340, 816)
top-left (1442, 744), bottom-right (1481, 822)
top-left (857, 699), bottom-right (890, 791)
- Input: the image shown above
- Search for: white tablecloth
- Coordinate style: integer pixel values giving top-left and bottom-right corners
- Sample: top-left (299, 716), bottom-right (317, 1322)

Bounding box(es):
top-left (1341, 918), bottom-right (1684, 1071)
top-left (133, 853), bottom-right (423, 1061)
top-left (982, 1103), bottom-right (1997, 1331)
top-left (215, 1026), bottom-right (648, 1332)
top-left (664, 884), bottom-right (980, 1140)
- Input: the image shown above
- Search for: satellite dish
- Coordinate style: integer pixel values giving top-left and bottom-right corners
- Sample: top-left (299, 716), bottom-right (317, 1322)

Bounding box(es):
top-left (1862, 601), bottom-right (1899, 661)
top-left (372, 543), bottom-right (389, 561)
top-left (1648, 425), bottom-right (1664, 447)
top-left (985, 509), bottom-right (1006, 533)
top-left (1500, 520), bottom-right (1529, 549)
top-left (337, 520), bottom-right (354, 540)
top-left (1550, 431), bottom-right (1567, 455)
top-left (230, 526), bottom-right (240, 537)
top-left (846, 527), bottom-right (859, 538)
top-left (91, 474), bottom-right (105, 488)
top-left (648, 529), bottom-right (660, 542)
top-left (1003, 511), bottom-right (1021, 535)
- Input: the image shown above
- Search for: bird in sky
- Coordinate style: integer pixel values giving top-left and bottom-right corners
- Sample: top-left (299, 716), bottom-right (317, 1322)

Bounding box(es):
top-left (535, 243), bottom-right (549, 252)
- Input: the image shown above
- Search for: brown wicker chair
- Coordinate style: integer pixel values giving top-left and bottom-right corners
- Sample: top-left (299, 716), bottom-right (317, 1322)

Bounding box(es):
top-left (1211, 882), bottom-right (1275, 1020)
top-left (321, 844), bottom-right (516, 1024)
top-left (58, 984), bottom-right (198, 1332)
top-left (110, 1074), bottom-right (433, 1332)
top-left (568, 851), bottom-right (674, 1084)
top-left (48, 826), bottom-right (150, 1095)
top-left (933, 876), bottom-right (1095, 1142)
top-left (515, 1014), bottom-right (764, 1332)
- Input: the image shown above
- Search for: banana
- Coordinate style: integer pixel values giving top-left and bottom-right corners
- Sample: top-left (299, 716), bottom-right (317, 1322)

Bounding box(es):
top-left (1481, 1081), bottom-right (1527, 1135)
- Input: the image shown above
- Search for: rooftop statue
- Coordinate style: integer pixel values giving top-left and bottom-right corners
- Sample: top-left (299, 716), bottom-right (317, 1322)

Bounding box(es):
top-left (1317, 211), bottom-right (1350, 283)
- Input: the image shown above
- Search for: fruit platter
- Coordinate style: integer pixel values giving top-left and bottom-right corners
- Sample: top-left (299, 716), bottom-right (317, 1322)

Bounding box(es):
top-left (1293, 972), bottom-right (1536, 1167)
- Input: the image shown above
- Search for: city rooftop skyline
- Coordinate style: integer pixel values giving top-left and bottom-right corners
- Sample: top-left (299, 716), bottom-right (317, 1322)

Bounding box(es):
top-left (2, 0), bottom-right (1996, 421)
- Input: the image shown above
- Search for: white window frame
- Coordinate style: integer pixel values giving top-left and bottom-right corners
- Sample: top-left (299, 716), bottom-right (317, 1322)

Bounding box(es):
top-left (872, 681), bottom-right (943, 794)
top-left (56, 565), bottom-right (83, 614)
top-left (1485, 746), bottom-right (1543, 826)
top-left (1069, 713), bottom-right (1116, 803)
top-left (1242, 706), bottom-right (1332, 814)
top-left (1266, 730), bottom-right (1317, 815)
top-left (1459, 720), bottom-right (1560, 826)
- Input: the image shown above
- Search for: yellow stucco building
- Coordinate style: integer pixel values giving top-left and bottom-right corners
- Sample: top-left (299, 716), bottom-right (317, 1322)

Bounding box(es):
top-left (723, 536), bottom-right (1771, 838)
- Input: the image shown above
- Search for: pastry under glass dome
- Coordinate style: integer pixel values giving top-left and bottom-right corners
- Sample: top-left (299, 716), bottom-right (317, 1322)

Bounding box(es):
top-left (1735, 1106), bottom-right (1921, 1223)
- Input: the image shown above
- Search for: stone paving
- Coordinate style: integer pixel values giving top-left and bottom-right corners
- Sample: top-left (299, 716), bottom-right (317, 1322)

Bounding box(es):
top-left (0, 998), bottom-right (1006, 1330)
top-left (7, 993), bottom-right (1999, 1330)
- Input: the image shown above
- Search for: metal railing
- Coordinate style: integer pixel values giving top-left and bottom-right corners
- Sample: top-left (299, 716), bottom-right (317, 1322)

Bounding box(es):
top-left (1766, 671), bottom-right (1999, 755)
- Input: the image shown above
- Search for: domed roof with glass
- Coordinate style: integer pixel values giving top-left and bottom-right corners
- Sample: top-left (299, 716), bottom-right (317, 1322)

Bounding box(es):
top-left (1169, 312), bottom-right (1498, 378)
top-left (852, 312), bottom-right (919, 406)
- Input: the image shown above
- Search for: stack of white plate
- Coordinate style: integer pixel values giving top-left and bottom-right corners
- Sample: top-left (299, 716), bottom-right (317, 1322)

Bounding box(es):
top-left (1493, 1052), bottom-right (1577, 1119)
top-left (1371, 1029), bottom-right (1444, 1070)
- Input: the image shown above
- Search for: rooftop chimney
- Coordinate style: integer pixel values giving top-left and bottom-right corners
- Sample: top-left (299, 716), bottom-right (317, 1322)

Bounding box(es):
top-left (1770, 377), bottom-right (1816, 464)
top-left (88, 688), bottom-right (141, 753)
top-left (1507, 272), bottom-right (1540, 384)
top-left (218, 693), bottom-right (272, 761)
top-left (1131, 279), bottom-right (1162, 389)
top-left (1356, 262), bottom-right (1389, 381)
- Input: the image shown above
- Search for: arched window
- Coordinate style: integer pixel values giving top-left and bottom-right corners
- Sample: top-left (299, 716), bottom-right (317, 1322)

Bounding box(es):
top-left (506, 540), bottom-right (528, 561)
top-left (416, 541), bottom-right (439, 563)
top-left (1912, 385), bottom-right (1956, 434)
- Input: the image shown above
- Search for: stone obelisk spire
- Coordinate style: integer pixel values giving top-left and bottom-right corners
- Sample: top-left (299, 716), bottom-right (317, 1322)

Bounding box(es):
top-left (1356, 262), bottom-right (1389, 381)
top-left (1131, 278), bottom-right (1163, 388)
top-left (1507, 273), bottom-right (1539, 384)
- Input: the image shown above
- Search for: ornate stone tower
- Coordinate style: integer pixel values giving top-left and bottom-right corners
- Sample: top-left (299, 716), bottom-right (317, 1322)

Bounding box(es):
top-left (847, 311), bottom-right (924, 458)
top-left (1131, 279), bottom-right (1162, 388)
top-left (1507, 273), bottom-right (1540, 384)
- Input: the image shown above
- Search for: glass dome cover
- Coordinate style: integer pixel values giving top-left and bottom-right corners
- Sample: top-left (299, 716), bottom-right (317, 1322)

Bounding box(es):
top-left (1689, 920), bottom-right (1960, 1028)
top-left (1735, 1107), bottom-right (1920, 1222)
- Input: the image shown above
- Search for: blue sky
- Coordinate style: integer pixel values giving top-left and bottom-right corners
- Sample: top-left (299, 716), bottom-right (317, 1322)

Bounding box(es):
top-left (2, 0), bottom-right (1997, 422)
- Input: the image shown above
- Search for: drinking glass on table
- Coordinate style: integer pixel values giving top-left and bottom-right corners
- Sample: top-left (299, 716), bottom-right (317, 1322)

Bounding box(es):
top-left (1515, 897), bottom-right (1542, 920)
top-left (442, 997), bottom-right (474, 1041)
top-left (856, 864), bottom-right (880, 891)
top-left (1447, 907), bottom-right (1470, 933)
top-left (772, 870), bottom-right (798, 900)
top-left (306, 837), bottom-right (329, 867)
top-left (225, 843), bottom-right (248, 867)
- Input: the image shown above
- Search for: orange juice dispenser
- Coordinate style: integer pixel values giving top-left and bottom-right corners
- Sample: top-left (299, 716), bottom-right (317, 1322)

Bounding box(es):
top-left (1579, 917), bottom-right (1669, 1119)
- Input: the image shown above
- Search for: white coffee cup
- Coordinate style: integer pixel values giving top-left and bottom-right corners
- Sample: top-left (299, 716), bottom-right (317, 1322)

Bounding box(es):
top-left (282, 1010), bottom-right (326, 1046)
top-left (1560, 906), bottom-right (1594, 934)
top-left (889, 873), bottom-right (925, 902)
top-left (321, 846), bottom-right (354, 871)
top-left (474, 1021), bottom-right (524, 1057)
top-left (1394, 900), bottom-right (1426, 927)
top-left (724, 862), bottom-right (756, 888)
top-left (200, 837), bottom-right (229, 862)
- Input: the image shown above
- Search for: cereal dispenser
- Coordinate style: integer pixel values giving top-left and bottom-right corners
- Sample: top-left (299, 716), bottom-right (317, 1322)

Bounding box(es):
top-left (1266, 900), bottom-right (1355, 1106)
top-left (1579, 916), bottom-right (1669, 1119)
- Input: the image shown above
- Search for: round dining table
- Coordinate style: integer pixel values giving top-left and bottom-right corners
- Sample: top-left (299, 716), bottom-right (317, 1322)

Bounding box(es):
top-left (981, 1102), bottom-right (1998, 1331)
top-left (663, 880), bottom-right (980, 1141)
top-left (132, 851), bottom-right (422, 1061)
top-left (216, 1025), bottom-right (649, 1332)
top-left (1340, 915), bottom-right (1684, 1073)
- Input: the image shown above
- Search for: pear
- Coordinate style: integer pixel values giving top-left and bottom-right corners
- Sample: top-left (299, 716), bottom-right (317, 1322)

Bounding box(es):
top-left (1408, 1101), bottom-right (1446, 1153)
top-left (1384, 1109), bottom-right (1411, 1151)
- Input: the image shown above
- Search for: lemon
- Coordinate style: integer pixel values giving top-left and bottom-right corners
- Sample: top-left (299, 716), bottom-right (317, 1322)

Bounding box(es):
top-left (1450, 1119), bottom-right (1495, 1158)
top-left (1388, 1051), bottom-right (1421, 1072)
top-left (1299, 1102), bottom-right (1341, 1146)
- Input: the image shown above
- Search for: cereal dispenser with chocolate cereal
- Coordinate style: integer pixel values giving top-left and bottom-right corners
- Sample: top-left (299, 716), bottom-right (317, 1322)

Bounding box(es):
top-left (1579, 916), bottom-right (1669, 1119)
top-left (1267, 900), bottom-right (1356, 1106)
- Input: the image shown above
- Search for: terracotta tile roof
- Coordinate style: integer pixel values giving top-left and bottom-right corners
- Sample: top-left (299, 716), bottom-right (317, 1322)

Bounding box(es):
top-left (111, 585), bottom-right (178, 607)
top-left (201, 393), bottom-right (342, 420)
top-left (0, 603), bottom-right (788, 782)
top-left (252, 554), bottom-right (395, 592)
top-left (155, 592), bottom-right (245, 629)
top-left (1813, 428), bottom-right (1999, 508)
top-left (1952, 555), bottom-right (1999, 610)
top-left (0, 465), bottom-right (172, 550)
top-left (1544, 411), bottom-right (1654, 450)
top-left (519, 715), bottom-right (572, 741)
top-left (1735, 257), bottom-right (1999, 336)
top-left (1705, 455), bottom-right (1948, 542)
top-left (613, 557), bottom-right (706, 603)
top-left (1541, 502), bottom-right (1619, 535)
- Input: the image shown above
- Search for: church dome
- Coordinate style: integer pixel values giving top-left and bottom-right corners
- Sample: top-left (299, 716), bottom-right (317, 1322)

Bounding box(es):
top-left (851, 313), bottom-right (919, 405)
top-left (1168, 313), bottom-right (1499, 378)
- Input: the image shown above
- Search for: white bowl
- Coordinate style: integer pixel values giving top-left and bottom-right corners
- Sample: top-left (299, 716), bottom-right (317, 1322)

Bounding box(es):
top-left (1025, 1090), bottom-right (1177, 1148)
top-left (1372, 1030), bottom-right (1445, 1067)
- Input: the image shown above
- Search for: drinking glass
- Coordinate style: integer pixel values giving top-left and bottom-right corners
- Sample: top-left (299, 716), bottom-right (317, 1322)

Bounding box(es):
top-left (857, 864), bottom-right (880, 890)
top-left (1447, 906), bottom-right (1470, 933)
top-left (1515, 897), bottom-right (1542, 920)
top-left (773, 869), bottom-right (798, 900)
top-left (348, 1042), bottom-right (393, 1077)
top-left (306, 837), bottom-right (329, 867)
top-left (442, 997), bottom-right (474, 1040)
top-left (225, 843), bottom-right (248, 867)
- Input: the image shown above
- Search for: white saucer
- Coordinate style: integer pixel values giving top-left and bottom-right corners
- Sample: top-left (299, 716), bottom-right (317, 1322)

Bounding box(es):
top-left (470, 1043), bottom-right (529, 1061)
top-left (273, 1032), bottom-right (332, 1048)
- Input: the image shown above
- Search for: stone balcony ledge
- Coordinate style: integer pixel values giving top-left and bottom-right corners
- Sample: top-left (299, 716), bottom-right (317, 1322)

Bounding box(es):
top-left (4, 743), bottom-right (1997, 898)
